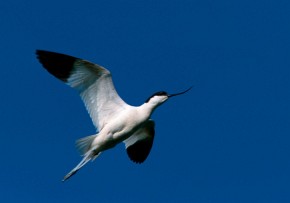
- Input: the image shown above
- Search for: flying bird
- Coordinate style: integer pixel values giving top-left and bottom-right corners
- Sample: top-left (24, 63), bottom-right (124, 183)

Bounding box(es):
top-left (36, 50), bottom-right (191, 181)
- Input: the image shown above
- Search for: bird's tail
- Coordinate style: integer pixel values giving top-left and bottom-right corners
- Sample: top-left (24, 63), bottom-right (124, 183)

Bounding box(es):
top-left (62, 150), bottom-right (100, 182)
top-left (76, 134), bottom-right (98, 155)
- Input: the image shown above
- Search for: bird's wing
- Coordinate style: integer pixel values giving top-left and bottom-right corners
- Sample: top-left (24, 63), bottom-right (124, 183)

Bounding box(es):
top-left (36, 50), bottom-right (129, 130)
top-left (124, 120), bottom-right (155, 163)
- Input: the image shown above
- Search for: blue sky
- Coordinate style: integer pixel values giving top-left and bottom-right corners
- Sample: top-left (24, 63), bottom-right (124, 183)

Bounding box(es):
top-left (0, 0), bottom-right (289, 202)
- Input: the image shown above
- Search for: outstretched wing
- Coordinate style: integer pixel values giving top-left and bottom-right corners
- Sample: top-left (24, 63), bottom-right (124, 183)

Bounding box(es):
top-left (124, 120), bottom-right (155, 163)
top-left (36, 50), bottom-right (129, 131)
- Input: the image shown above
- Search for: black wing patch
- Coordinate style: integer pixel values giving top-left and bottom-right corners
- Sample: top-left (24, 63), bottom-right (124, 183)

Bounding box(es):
top-left (126, 120), bottom-right (155, 164)
top-left (36, 50), bottom-right (78, 82)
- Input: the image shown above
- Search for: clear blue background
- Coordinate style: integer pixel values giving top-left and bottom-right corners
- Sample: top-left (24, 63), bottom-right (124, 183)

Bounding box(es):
top-left (0, 0), bottom-right (289, 202)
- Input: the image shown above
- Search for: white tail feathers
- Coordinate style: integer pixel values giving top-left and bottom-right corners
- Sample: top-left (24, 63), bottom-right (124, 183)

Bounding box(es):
top-left (76, 134), bottom-right (98, 155)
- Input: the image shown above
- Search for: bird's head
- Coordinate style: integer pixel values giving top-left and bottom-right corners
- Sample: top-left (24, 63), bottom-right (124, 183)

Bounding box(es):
top-left (145, 86), bottom-right (192, 107)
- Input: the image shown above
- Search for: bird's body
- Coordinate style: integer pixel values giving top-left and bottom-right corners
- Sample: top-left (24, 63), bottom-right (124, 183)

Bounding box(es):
top-left (87, 104), bottom-right (151, 153)
top-left (36, 50), bottom-right (191, 181)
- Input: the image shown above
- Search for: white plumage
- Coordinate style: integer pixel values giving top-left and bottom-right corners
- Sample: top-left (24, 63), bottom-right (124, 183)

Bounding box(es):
top-left (36, 50), bottom-right (191, 181)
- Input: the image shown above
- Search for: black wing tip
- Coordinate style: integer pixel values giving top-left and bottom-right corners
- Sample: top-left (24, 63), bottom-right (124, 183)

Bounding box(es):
top-left (128, 153), bottom-right (145, 164)
top-left (126, 140), bottom-right (153, 164)
top-left (36, 49), bottom-right (78, 82)
top-left (127, 153), bottom-right (146, 164)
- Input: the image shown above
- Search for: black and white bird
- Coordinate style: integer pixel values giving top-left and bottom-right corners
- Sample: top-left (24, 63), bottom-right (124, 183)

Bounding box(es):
top-left (36, 50), bottom-right (191, 181)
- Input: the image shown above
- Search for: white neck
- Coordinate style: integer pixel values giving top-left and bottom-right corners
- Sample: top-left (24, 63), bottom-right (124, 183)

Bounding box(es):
top-left (139, 102), bottom-right (160, 118)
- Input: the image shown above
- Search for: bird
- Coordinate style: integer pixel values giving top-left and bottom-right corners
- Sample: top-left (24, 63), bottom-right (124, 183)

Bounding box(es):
top-left (36, 50), bottom-right (191, 181)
